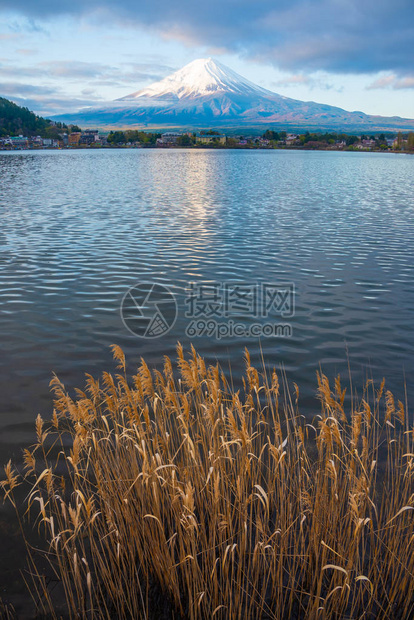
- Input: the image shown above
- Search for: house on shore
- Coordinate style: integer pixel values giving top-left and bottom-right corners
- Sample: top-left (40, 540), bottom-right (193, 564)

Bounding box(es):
top-left (196, 134), bottom-right (226, 145)
top-left (160, 132), bottom-right (182, 145)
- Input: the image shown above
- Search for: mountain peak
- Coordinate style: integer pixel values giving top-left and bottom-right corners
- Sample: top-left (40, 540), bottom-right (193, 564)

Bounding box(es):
top-left (120, 58), bottom-right (272, 101)
top-left (58, 58), bottom-right (414, 132)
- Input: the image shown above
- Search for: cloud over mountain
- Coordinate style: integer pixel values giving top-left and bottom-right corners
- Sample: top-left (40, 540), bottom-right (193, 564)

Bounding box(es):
top-left (368, 74), bottom-right (414, 90)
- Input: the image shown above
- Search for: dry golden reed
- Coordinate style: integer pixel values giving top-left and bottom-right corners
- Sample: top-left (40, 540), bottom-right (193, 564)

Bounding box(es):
top-left (1, 344), bottom-right (414, 619)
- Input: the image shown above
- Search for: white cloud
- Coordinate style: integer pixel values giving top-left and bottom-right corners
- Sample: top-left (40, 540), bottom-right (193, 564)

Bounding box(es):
top-left (367, 74), bottom-right (414, 90)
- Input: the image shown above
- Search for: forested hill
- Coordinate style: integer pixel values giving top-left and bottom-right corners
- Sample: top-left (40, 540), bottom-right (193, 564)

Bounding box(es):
top-left (0, 97), bottom-right (67, 137)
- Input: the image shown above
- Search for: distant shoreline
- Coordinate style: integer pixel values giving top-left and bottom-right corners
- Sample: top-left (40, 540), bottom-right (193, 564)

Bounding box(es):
top-left (1, 144), bottom-right (413, 154)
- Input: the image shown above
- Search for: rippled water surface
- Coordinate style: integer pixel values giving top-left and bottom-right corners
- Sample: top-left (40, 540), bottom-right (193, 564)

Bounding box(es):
top-left (1, 147), bottom-right (414, 612)
top-left (1, 148), bottom-right (414, 458)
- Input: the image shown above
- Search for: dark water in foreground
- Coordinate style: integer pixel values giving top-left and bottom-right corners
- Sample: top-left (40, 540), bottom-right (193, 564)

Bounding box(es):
top-left (0, 147), bottom-right (413, 612)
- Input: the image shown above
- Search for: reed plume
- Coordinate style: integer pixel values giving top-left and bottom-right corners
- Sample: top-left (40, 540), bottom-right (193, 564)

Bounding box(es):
top-left (1, 345), bottom-right (414, 619)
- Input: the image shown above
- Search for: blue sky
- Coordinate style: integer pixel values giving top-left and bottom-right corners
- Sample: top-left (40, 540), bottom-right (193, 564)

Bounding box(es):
top-left (0, 1), bottom-right (413, 119)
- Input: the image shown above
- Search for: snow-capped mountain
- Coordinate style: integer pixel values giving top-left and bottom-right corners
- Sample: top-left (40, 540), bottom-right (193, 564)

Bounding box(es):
top-left (55, 58), bottom-right (414, 131)
top-left (120, 58), bottom-right (274, 101)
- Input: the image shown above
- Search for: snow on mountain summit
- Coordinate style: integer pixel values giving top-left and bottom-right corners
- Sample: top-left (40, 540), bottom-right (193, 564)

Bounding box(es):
top-left (120, 58), bottom-right (273, 101)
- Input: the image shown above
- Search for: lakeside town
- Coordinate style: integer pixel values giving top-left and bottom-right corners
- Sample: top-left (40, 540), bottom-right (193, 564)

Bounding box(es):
top-left (1, 127), bottom-right (414, 152)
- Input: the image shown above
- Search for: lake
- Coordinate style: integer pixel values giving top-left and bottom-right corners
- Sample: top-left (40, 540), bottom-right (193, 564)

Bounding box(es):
top-left (1, 148), bottom-right (414, 463)
top-left (1, 147), bottom-right (414, 612)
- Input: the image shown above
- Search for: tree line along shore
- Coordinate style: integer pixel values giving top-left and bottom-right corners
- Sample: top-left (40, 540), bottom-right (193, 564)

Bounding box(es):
top-left (2, 127), bottom-right (414, 153)
top-left (2, 128), bottom-right (414, 152)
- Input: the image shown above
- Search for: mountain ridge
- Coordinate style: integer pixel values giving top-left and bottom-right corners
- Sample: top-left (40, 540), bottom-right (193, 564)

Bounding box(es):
top-left (53, 58), bottom-right (414, 132)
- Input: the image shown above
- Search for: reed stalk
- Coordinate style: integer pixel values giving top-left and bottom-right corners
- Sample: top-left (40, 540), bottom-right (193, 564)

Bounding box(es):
top-left (2, 345), bottom-right (413, 619)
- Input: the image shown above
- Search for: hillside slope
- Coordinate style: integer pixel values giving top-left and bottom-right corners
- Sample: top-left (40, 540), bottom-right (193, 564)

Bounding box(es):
top-left (0, 97), bottom-right (67, 137)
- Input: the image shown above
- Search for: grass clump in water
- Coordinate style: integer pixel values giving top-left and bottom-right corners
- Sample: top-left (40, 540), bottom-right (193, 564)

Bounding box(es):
top-left (2, 344), bottom-right (414, 619)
